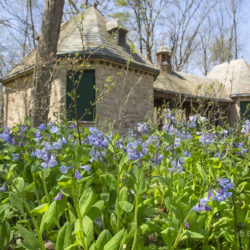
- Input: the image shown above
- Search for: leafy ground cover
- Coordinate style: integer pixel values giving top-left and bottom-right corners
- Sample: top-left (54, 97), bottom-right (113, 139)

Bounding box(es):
top-left (0, 117), bottom-right (249, 250)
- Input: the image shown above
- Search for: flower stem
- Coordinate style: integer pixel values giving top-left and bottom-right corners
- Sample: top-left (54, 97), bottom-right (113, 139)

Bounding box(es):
top-left (71, 177), bottom-right (87, 250)
top-left (131, 166), bottom-right (142, 250)
top-left (171, 209), bottom-right (193, 249)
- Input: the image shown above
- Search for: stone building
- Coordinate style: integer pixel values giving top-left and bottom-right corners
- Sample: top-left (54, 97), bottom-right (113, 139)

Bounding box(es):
top-left (154, 47), bottom-right (250, 125)
top-left (1, 7), bottom-right (249, 130)
top-left (0, 6), bottom-right (158, 132)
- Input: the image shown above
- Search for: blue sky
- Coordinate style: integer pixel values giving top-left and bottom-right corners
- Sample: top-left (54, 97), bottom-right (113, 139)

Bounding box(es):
top-left (239, 0), bottom-right (250, 63)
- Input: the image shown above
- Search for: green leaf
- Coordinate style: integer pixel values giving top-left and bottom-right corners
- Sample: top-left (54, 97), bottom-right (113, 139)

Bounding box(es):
top-left (56, 222), bottom-right (75, 250)
top-left (196, 163), bottom-right (207, 183)
top-left (211, 158), bottom-right (222, 169)
top-left (110, 213), bottom-right (117, 233)
top-left (104, 229), bottom-right (125, 250)
top-left (95, 230), bottom-right (112, 250)
top-left (87, 200), bottom-right (105, 221)
top-left (102, 174), bottom-right (117, 190)
top-left (0, 220), bottom-right (10, 250)
top-left (79, 187), bottom-right (94, 217)
top-left (152, 176), bottom-right (168, 186)
top-left (9, 192), bottom-right (24, 213)
top-left (13, 177), bottom-right (24, 192)
top-left (100, 193), bottom-right (110, 203)
top-left (119, 201), bottom-right (133, 212)
top-left (180, 230), bottom-right (204, 240)
top-left (16, 224), bottom-right (40, 249)
top-left (119, 186), bottom-right (128, 201)
top-left (139, 172), bottom-right (147, 194)
top-left (83, 216), bottom-right (94, 247)
top-left (31, 203), bottom-right (49, 216)
top-left (161, 227), bottom-right (177, 246)
top-left (40, 201), bottom-right (57, 233)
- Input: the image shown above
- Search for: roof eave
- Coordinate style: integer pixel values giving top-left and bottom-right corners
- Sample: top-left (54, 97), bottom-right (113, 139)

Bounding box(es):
top-left (230, 93), bottom-right (250, 98)
top-left (0, 67), bottom-right (34, 84)
top-left (154, 87), bottom-right (233, 103)
top-left (57, 50), bottom-right (160, 76)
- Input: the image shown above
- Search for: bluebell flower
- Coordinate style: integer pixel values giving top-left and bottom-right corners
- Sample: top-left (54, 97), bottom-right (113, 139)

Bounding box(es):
top-left (80, 164), bottom-right (91, 172)
top-left (152, 154), bottom-right (164, 165)
top-left (0, 185), bottom-right (8, 192)
top-left (0, 129), bottom-right (15, 145)
top-left (188, 121), bottom-right (196, 129)
top-left (223, 130), bottom-right (229, 137)
top-left (116, 139), bottom-right (125, 149)
top-left (199, 116), bottom-right (206, 123)
top-left (13, 153), bottom-right (19, 161)
top-left (38, 123), bottom-right (46, 131)
top-left (60, 165), bottom-right (72, 175)
top-left (168, 114), bottom-right (177, 124)
top-left (89, 149), bottom-right (104, 162)
top-left (21, 125), bottom-right (27, 133)
top-left (169, 158), bottom-right (184, 174)
top-left (34, 130), bottom-right (43, 143)
top-left (218, 178), bottom-right (234, 191)
top-left (192, 197), bottom-right (212, 212)
top-left (199, 133), bottom-right (213, 145)
top-left (53, 140), bottom-right (62, 150)
top-left (185, 222), bottom-right (190, 229)
top-left (87, 129), bottom-right (109, 148)
top-left (137, 122), bottom-right (149, 133)
top-left (61, 137), bottom-right (67, 146)
top-left (189, 115), bottom-right (198, 123)
top-left (54, 192), bottom-right (63, 201)
top-left (241, 120), bottom-right (250, 134)
top-left (183, 150), bottom-right (191, 157)
top-left (237, 142), bottom-right (247, 154)
top-left (74, 170), bottom-right (82, 180)
top-left (42, 142), bottom-right (52, 151)
top-left (41, 155), bottom-right (57, 168)
top-left (50, 125), bottom-right (59, 134)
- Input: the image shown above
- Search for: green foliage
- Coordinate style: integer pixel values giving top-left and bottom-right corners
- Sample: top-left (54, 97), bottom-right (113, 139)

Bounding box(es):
top-left (0, 118), bottom-right (249, 249)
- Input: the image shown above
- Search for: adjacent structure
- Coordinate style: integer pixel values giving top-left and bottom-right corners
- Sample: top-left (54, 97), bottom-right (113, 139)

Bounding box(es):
top-left (154, 46), bottom-right (250, 125)
top-left (1, 7), bottom-right (249, 130)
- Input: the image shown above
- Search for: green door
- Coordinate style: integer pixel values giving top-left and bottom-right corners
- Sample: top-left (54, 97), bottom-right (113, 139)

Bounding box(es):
top-left (66, 70), bottom-right (95, 121)
top-left (240, 101), bottom-right (250, 120)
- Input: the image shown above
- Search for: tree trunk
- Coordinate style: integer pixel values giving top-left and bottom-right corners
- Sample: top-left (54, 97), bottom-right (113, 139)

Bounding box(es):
top-left (30, 0), bottom-right (65, 127)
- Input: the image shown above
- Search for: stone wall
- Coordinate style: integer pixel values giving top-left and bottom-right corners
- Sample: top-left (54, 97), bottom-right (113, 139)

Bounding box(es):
top-left (3, 68), bottom-right (66, 127)
top-left (94, 61), bottom-right (155, 133)
top-left (230, 97), bottom-right (250, 126)
top-left (3, 74), bottom-right (32, 127)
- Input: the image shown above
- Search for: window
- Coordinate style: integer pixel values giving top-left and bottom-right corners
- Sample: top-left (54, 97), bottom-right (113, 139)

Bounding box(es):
top-left (240, 101), bottom-right (250, 120)
top-left (66, 70), bottom-right (95, 121)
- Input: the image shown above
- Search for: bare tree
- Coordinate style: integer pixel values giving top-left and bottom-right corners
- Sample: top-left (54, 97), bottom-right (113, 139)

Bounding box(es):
top-left (165, 0), bottom-right (217, 72)
top-left (113, 0), bottom-right (166, 63)
top-left (30, 0), bottom-right (65, 127)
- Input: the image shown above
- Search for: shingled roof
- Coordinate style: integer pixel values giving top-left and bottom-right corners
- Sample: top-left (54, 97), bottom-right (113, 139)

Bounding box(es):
top-left (2, 6), bottom-right (158, 82)
top-left (154, 70), bottom-right (232, 102)
top-left (207, 59), bottom-right (250, 97)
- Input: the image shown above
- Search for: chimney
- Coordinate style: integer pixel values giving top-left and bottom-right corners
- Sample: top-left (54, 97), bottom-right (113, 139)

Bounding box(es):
top-left (156, 46), bottom-right (172, 73)
top-left (106, 19), bottom-right (128, 47)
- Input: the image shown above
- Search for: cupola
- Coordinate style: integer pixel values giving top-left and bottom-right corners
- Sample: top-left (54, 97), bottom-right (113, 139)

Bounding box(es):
top-left (156, 46), bottom-right (172, 73)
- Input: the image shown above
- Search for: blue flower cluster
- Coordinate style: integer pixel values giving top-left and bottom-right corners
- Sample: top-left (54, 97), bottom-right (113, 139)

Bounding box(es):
top-left (193, 178), bottom-right (234, 212)
top-left (0, 129), bottom-right (15, 145)
top-left (241, 120), bottom-right (250, 134)
top-left (85, 127), bottom-right (109, 148)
